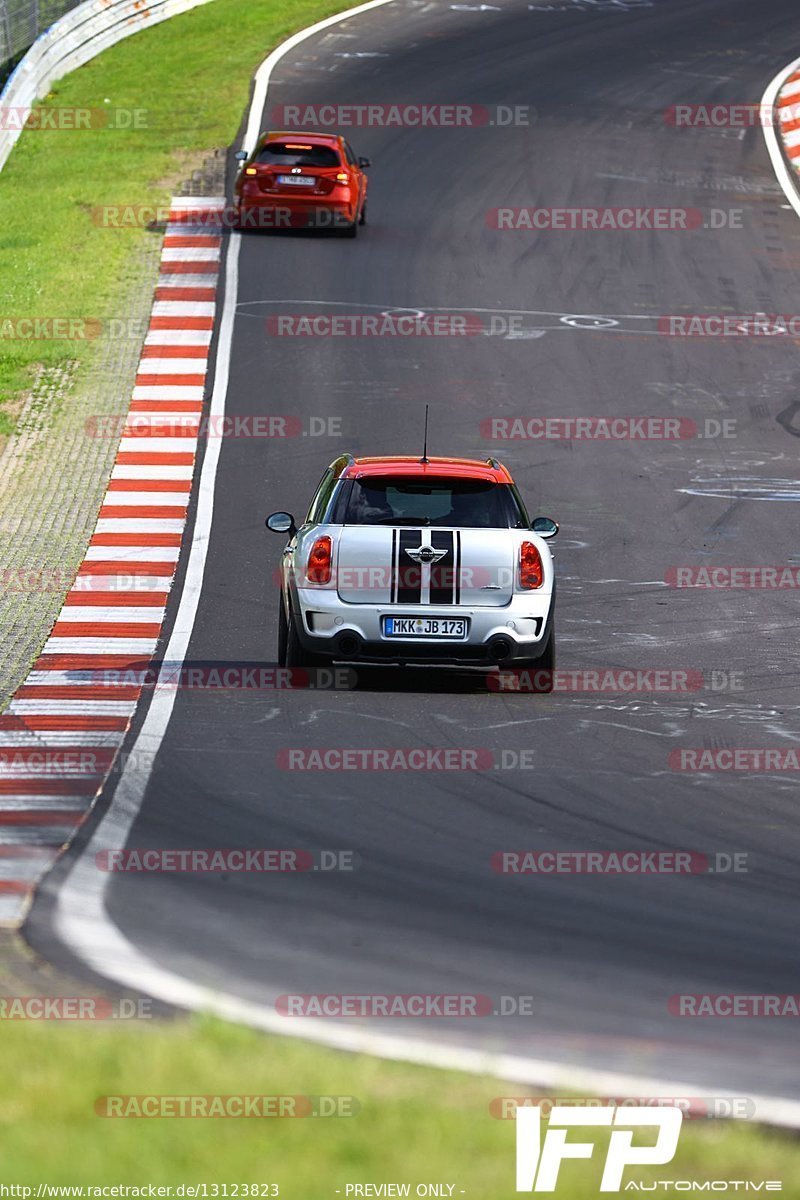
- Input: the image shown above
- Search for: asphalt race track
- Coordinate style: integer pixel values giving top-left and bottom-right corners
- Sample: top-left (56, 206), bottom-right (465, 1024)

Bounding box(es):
top-left (31, 0), bottom-right (800, 1106)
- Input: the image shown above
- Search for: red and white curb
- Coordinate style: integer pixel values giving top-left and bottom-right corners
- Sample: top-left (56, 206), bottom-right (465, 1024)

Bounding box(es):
top-left (776, 69), bottom-right (800, 170)
top-left (0, 196), bottom-right (224, 925)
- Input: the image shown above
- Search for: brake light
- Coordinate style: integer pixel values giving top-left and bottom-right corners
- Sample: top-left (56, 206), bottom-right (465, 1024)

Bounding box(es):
top-left (519, 541), bottom-right (543, 589)
top-left (307, 536), bottom-right (332, 584)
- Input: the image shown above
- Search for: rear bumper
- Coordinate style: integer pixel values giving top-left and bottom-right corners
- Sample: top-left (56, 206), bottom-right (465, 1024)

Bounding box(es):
top-left (290, 586), bottom-right (555, 665)
top-left (235, 196), bottom-right (357, 230)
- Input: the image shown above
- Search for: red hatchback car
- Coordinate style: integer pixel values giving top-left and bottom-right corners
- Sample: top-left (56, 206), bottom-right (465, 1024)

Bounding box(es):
top-left (234, 131), bottom-right (370, 237)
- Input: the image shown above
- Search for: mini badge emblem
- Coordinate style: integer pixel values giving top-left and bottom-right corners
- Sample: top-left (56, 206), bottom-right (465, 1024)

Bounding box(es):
top-left (405, 546), bottom-right (448, 564)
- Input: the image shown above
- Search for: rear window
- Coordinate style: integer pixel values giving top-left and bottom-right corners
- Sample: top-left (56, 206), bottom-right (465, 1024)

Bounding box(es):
top-left (256, 141), bottom-right (341, 168)
top-left (340, 477), bottom-right (525, 529)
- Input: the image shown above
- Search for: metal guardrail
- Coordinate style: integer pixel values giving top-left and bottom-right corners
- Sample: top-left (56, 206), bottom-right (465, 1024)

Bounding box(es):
top-left (0, 0), bottom-right (215, 173)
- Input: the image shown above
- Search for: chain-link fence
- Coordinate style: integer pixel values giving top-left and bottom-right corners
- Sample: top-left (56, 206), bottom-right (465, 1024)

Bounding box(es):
top-left (0, 0), bottom-right (84, 80)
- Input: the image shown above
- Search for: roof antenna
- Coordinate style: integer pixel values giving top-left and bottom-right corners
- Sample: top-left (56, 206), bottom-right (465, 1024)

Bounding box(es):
top-left (420, 404), bottom-right (429, 464)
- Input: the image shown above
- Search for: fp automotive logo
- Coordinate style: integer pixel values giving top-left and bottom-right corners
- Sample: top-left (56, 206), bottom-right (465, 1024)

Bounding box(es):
top-left (515, 1105), bottom-right (683, 1192)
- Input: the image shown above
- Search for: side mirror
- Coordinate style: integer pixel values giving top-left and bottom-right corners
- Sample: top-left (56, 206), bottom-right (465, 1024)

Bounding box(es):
top-left (266, 511), bottom-right (296, 535)
top-left (234, 150), bottom-right (248, 162)
top-left (531, 516), bottom-right (558, 539)
top-left (358, 156), bottom-right (371, 168)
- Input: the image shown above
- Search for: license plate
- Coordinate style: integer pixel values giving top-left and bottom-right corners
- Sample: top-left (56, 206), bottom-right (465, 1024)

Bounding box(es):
top-left (277, 174), bottom-right (315, 186)
top-left (384, 617), bottom-right (468, 639)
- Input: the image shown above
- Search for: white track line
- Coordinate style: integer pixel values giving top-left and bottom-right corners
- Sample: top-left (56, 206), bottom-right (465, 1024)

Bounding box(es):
top-left (51, 9), bottom-right (800, 1131)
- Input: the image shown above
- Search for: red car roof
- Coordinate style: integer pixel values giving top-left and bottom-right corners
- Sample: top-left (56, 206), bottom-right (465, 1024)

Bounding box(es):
top-left (342, 456), bottom-right (514, 483)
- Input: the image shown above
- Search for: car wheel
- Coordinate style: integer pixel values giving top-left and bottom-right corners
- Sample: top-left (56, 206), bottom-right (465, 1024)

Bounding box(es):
top-left (517, 627), bottom-right (555, 693)
top-left (279, 593), bottom-right (323, 670)
top-left (277, 593), bottom-right (289, 667)
top-left (341, 217), bottom-right (358, 238)
top-left (285, 611), bottom-right (306, 668)
top-left (359, 201), bottom-right (367, 226)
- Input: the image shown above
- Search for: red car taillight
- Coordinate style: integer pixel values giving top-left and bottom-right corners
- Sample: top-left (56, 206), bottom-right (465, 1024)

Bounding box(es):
top-left (307, 536), bottom-right (332, 584)
top-left (519, 541), bottom-right (544, 589)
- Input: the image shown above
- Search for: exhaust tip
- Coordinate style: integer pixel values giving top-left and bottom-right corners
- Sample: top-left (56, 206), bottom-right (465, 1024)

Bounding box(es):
top-left (488, 636), bottom-right (514, 662)
top-left (336, 632), bottom-right (362, 659)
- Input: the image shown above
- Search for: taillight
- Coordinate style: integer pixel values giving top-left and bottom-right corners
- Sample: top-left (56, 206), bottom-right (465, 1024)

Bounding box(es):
top-left (335, 172), bottom-right (349, 183)
top-left (519, 541), bottom-right (543, 589)
top-left (245, 167), bottom-right (258, 175)
top-left (307, 536), bottom-right (332, 584)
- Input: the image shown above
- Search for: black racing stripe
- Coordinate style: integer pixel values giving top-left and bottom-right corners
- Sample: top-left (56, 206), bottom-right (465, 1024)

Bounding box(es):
top-left (397, 530), bottom-right (422, 603)
top-left (391, 529), bottom-right (398, 603)
top-left (430, 531), bottom-right (455, 605)
top-left (454, 531), bottom-right (462, 604)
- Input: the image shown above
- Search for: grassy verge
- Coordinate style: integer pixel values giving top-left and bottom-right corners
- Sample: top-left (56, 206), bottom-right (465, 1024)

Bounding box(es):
top-left (0, 0), bottom-right (350, 432)
top-left (1, 1015), bottom-right (799, 1193)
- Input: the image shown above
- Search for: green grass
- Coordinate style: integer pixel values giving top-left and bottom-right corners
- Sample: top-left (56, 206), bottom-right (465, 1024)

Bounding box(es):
top-left (0, 1015), bottom-right (799, 1194)
top-left (0, 0), bottom-right (351, 425)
